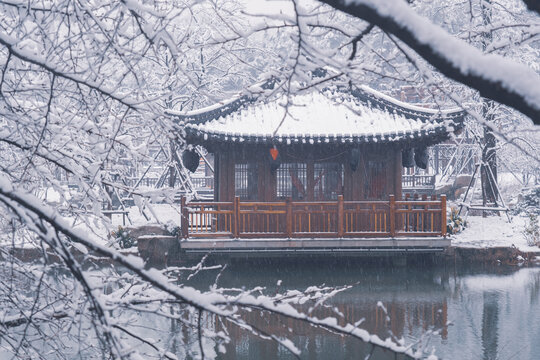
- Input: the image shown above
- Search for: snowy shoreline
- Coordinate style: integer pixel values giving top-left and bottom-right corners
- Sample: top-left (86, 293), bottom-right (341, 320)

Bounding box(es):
top-left (451, 215), bottom-right (540, 253)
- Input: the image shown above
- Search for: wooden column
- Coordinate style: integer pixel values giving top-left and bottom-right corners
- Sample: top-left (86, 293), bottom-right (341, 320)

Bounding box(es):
top-left (218, 152), bottom-right (233, 201)
top-left (258, 158), bottom-right (267, 201)
top-left (349, 151), bottom-right (364, 201)
top-left (441, 195), bottom-right (447, 236)
top-left (306, 160), bottom-right (314, 201)
top-left (233, 196), bottom-right (240, 238)
top-left (337, 195), bottom-right (344, 237)
top-left (389, 194), bottom-right (396, 238)
top-left (286, 197), bottom-right (292, 238)
top-left (181, 196), bottom-right (189, 239)
top-left (213, 153), bottom-right (220, 201)
top-left (343, 159), bottom-right (352, 200)
top-left (394, 149), bottom-right (403, 200)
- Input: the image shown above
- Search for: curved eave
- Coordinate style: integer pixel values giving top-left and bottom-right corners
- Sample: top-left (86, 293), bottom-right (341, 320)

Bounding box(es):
top-left (171, 95), bottom-right (255, 125)
top-left (168, 77), bottom-right (279, 125)
top-left (169, 83), bottom-right (467, 126)
top-left (184, 121), bottom-right (462, 148)
top-left (350, 86), bottom-right (467, 122)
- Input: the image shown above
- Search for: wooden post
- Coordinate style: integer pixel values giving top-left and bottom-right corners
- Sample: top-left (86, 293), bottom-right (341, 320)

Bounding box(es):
top-left (286, 197), bottom-right (292, 238)
top-left (233, 196), bottom-right (240, 238)
top-left (389, 195), bottom-right (396, 238)
top-left (337, 195), bottom-right (344, 237)
top-left (441, 195), bottom-right (447, 236)
top-left (180, 196), bottom-right (188, 239)
top-left (422, 194), bottom-right (428, 232)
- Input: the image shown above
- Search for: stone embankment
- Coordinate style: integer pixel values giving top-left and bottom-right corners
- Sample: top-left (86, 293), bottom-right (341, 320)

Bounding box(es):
top-left (2, 225), bottom-right (539, 267)
top-left (442, 246), bottom-right (540, 265)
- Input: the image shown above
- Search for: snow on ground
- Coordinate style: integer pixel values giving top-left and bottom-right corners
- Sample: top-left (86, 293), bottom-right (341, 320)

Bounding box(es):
top-left (452, 215), bottom-right (540, 252)
top-left (0, 204), bottom-right (181, 249)
top-left (111, 204), bottom-right (181, 227)
top-left (3, 200), bottom-right (539, 254)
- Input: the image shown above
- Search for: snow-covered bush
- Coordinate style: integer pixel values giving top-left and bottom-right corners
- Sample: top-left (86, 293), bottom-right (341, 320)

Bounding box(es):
top-left (111, 226), bottom-right (136, 249)
top-left (513, 186), bottom-right (540, 215)
top-left (447, 207), bottom-right (467, 234)
top-left (165, 220), bottom-right (181, 237)
top-left (523, 212), bottom-right (540, 247)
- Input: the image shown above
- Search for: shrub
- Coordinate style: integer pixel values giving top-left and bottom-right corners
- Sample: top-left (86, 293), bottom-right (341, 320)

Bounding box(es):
top-left (523, 212), bottom-right (540, 247)
top-left (514, 186), bottom-right (540, 215)
top-left (447, 207), bottom-right (467, 234)
top-left (165, 221), bottom-right (181, 237)
top-left (111, 226), bottom-right (136, 249)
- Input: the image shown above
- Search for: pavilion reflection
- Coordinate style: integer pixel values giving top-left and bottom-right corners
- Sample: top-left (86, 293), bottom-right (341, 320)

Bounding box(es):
top-left (212, 288), bottom-right (449, 359)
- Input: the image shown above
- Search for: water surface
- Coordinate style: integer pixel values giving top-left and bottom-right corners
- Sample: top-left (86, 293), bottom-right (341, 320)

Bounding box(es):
top-left (185, 258), bottom-right (540, 360)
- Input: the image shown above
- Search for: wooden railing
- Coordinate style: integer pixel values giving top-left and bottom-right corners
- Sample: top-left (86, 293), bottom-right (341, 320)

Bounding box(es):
top-left (402, 174), bottom-right (436, 188)
top-left (191, 176), bottom-right (214, 189)
top-left (181, 195), bottom-right (447, 239)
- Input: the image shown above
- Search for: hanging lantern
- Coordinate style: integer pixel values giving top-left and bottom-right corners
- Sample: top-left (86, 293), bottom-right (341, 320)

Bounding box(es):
top-left (182, 149), bottom-right (200, 173)
top-left (402, 148), bottom-right (415, 168)
top-left (349, 148), bottom-right (361, 172)
top-left (414, 147), bottom-right (429, 169)
top-left (269, 146), bottom-right (281, 172)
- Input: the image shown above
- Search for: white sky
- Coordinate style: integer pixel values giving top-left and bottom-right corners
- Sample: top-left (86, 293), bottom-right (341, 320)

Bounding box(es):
top-left (242, 0), bottom-right (294, 16)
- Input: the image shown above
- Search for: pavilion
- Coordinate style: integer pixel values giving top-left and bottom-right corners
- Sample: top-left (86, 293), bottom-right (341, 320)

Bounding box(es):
top-left (172, 85), bottom-right (466, 253)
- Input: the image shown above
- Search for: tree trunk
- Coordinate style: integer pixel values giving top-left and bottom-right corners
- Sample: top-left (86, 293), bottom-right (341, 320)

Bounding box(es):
top-left (480, 0), bottom-right (498, 209)
top-left (168, 141), bottom-right (177, 188)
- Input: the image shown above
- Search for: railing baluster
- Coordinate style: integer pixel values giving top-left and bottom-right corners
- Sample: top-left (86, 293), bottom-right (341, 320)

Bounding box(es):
top-left (233, 196), bottom-right (239, 238)
top-left (182, 197), bottom-right (444, 239)
top-left (286, 198), bottom-right (292, 238)
top-left (407, 204), bottom-right (411, 233)
top-left (327, 212), bottom-right (330, 233)
top-left (441, 195), bottom-right (447, 236)
top-left (202, 205), bottom-right (206, 231)
top-left (422, 194), bottom-right (428, 232)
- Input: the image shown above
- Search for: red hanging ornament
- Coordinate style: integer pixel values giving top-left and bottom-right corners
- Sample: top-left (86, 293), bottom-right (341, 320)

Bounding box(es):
top-left (269, 146), bottom-right (281, 172)
top-left (270, 147), bottom-right (279, 161)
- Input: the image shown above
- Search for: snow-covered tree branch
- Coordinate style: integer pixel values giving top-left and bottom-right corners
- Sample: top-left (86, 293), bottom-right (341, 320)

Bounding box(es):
top-left (0, 0), bottom-right (538, 358)
top-left (318, 0), bottom-right (540, 124)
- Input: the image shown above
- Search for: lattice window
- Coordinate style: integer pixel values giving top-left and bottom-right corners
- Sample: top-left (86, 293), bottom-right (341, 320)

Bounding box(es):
top-left (235, 163), bottom-right (258, 199)
top-left (314, 162), bottom-right (343, 200)
top-left (276, 163), bottom-right (307, 200)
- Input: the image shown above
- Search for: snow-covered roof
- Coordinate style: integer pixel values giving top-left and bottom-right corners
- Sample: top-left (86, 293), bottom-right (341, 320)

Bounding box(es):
top-left (176, 86), bottom-right (465, 146)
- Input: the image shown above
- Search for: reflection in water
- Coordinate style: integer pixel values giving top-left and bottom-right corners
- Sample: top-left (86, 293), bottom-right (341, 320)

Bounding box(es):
top-left (182, 259), bottom-right (540, 360)
top-left (482, 292), bottom-right (499, 360)
top-left (3, 259), bottom-right (538, 359)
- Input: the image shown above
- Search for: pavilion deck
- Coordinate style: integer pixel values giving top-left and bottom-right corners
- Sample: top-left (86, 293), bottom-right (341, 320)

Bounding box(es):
top-left (179, 195), bottom-right (449, 254)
